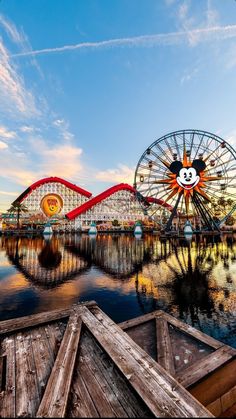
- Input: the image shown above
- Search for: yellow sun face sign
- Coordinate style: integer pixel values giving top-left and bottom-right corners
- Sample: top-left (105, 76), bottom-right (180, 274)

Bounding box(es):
top-left (40, 194), bottom-right (63, 217)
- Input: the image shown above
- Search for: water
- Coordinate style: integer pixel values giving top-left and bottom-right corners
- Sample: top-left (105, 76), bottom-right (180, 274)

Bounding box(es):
top-left (0, 233), bottom-right (235, 347)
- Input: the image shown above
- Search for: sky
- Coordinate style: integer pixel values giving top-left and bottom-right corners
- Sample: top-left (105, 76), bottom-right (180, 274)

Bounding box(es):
top-left (0, 0), bottom-right (236, 212)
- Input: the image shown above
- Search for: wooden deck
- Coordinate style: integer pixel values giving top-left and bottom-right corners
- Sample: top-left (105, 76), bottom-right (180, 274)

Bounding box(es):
top-left (1, 302), bottom-right (235, 417)
top-left (0, 302), bottom-right (214, 418)
top-left (119, 310), bottom-right (236, 417)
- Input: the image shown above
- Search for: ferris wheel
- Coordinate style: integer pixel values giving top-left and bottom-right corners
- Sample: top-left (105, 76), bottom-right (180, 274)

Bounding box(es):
top-left (134, 129), bottom-right (236, 231)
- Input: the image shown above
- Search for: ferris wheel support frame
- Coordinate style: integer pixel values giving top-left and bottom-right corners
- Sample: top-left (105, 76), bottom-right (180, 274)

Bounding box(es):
top-left (192, 193), bottom-right (220, 232)
top-left (165, 192), bottom-right (183, 232)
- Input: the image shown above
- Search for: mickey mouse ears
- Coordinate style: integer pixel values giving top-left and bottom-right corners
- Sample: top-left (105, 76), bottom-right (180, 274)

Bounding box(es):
top-left (169, 159), bottom-right (206, 174)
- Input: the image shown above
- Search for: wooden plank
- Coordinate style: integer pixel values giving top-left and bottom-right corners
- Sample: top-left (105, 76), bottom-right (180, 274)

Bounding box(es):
top-left (79, 345), bottom-right (126, 417)
top-left (30, 327), bottom-right (55, 399)
top-left (15, 331), bottom-right (40, 417)
top-left (221, 384), bottom-right (236, 412)
top-left (0, 308), bottom-right (70, 336)
top-left (0, 336), bottom-right (16, 418)
top-left (68, 368), bottom-right (99, 418)
top-left (162, 312), bottom-right (226, 350)
top-left (156, 317), bottom-right (175, 376)
top-left (79, 305), bottom-right (213, 418)
top-left (221, 401), bottom-right (236, 418)
top-left (82, 330), bottom-right (153, 418)
top-left (189, 358), bottom-right (236, 406)
top-left (44, 323), bottom-right (65, 360)
top-left (177, 346), bottom-right (236, 388)
top-left (206, 398), bottom-right (222, 417)
top-left (118, 310), bottom-right (163, 330)
top-left (0, 301), bottom-right (97, 336)
top-left (0, 354), bottom-right (3, 391)
top-left (36, 309), bottom-right (83, 418)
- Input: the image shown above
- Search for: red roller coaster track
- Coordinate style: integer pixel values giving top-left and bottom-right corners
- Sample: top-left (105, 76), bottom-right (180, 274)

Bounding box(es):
top-left (13, 176), bottom-right (92, 205)
top-left (66, 183), bottom-right (172, 220)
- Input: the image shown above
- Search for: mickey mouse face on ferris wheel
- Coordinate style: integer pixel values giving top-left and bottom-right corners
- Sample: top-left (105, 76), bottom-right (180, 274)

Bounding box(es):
top-left (169, 159), bottom-right (206, 190)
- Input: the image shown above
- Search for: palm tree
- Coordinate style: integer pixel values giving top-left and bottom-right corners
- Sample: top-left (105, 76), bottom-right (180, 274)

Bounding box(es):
top-left (7, 201), bottom-right (28, 230)
top-left (218, 197), bottom-right (226, 208)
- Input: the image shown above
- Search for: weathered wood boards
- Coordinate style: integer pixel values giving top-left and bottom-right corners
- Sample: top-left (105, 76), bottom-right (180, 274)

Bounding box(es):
top-left (1, 301), bottom-right (234, 417)
top-left (119, 309), bottom-right (236, 417)
top-left (0, 320), bottom-right (66, 417)
top-left (156, 317), bottom-right (175, 376)
top-left (37, 310), bottom-right (83, 417)
top-left (190, 358), bottom-right (236, 416)
top-left (67, 329), bottom-right (152, 417)
top-left (0, 302), bottom-right (97, 418)
top-left (34, 304), bottom-right (212, 418)
top-left (0, 300), bottom-right (97, 336)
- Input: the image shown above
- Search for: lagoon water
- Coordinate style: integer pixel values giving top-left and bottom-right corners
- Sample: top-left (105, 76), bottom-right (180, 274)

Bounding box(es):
top-left (0, 233), bottom-right (235, 348)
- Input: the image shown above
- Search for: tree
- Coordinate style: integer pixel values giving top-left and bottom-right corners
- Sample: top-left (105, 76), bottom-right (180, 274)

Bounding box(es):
top-left (225, 216), bottom-right (235, 226)
top-left (7, 201), bottom-right (28, 229)
top-left (217, 197), bottom-right (226, 208)
top-left (227, 198), bottom-right (234, 208)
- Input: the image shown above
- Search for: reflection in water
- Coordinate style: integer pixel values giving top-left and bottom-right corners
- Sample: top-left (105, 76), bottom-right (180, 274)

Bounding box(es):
top-left (3, 236), bottom-right (90, 288)
top-left (0, 233), bottom-right (235, 347)
top-left (65, 234), bottom-right (156, 278)
top-left (38, 239), bottom-right (62, 269)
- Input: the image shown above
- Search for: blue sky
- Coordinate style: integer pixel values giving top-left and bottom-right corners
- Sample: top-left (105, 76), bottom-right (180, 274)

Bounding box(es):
top-left (0, 0), bottom-right (236, 211)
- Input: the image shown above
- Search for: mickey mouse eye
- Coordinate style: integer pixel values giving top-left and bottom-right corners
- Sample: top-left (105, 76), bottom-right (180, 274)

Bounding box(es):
top-left (188, 168), bottom-right (197, 178)
top-left (179, 168), bottom-right (189, 179)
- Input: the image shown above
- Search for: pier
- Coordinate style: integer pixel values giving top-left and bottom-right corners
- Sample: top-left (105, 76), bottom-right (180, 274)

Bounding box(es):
top-left (0, 301), bottom-right (235, 417)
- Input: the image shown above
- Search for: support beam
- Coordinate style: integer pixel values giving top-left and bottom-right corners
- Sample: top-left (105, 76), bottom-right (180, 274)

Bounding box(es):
top-left (165, 192), bottom-right (182, 232)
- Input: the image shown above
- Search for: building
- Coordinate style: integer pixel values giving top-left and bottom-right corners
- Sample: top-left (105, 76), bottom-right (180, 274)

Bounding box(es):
top-left (4, 177), bottom-right (172, 231)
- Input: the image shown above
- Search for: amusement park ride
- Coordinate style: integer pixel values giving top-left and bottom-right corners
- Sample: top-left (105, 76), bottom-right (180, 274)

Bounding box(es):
top-left (134, 129), bottom-right (236, 233)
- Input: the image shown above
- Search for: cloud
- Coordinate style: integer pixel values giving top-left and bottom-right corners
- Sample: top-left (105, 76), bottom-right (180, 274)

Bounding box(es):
top-left (0, 167), bottom-right (36, 186)
top-left (0, 137), bottom-right (91, 214)
top-left (41, 143), bottom-right (83, 179)
top-left (0, 14), bottom-right (25, 44)
top-left (180, 66), bottom-right (199, 84)
top-left (95, 164), bottom-right (135, 185)
top-left (178, 1), bottom-right (189, 21)
top-left (0, 125), bottom-right (16, 139)
top-left (206, 0), bottom-right (219, 28)
top-left (53, 118), bottom-right (74, 141)
top-left (0, 40), bottom-right (38, 116)
top-left (20, 125), bottom-right (35, 133)
top-left (0, 13), bottom-right (42, 75)
top-left (0, 190), bottom-right (18, 197)
top-left (0, 13), bottom-right (43, 118)
top-left (175, 0), bottom-right (220, 47)
top-left (0, 141), bottom-right (8, 149)
top-left (26, 136), bottom-right (87, 183)
top-left (225, 131), bottom-right (236, 148)
top-left (53, 119), bottom-right (65, 127)
top-left (10, 24), bottom-right (236, 59)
